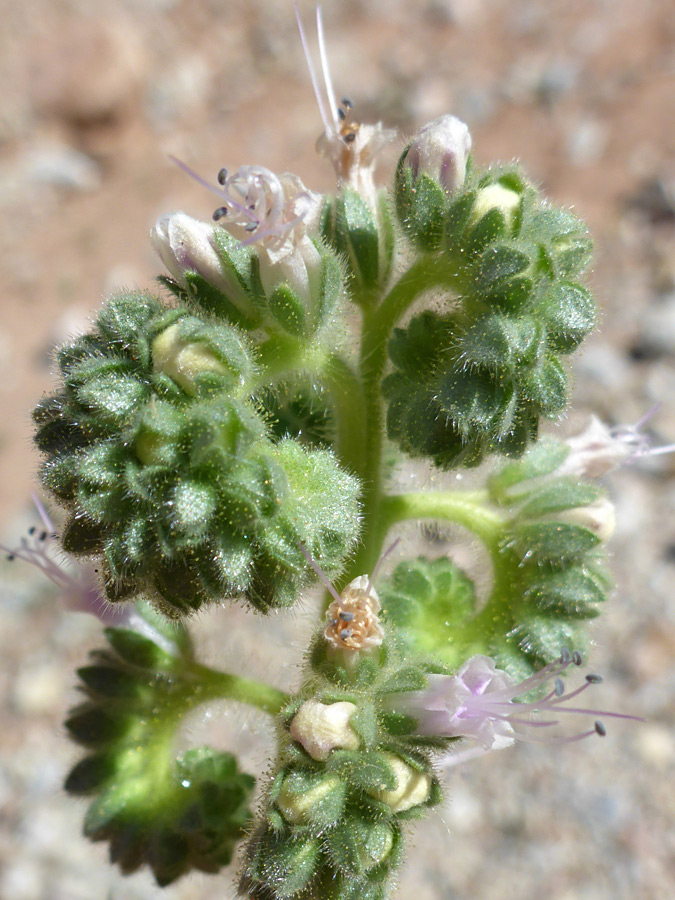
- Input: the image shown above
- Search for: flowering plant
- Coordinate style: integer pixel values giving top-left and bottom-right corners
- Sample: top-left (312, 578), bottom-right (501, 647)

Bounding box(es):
top-left (12, 6), bottom-right (667, 899)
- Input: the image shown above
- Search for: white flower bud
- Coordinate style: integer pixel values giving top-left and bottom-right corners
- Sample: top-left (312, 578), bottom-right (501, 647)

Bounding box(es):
top-left (470, 183), bottom-right (521, 231)
top-left (560, 496), bottom-right (616, 543)
top-left (289, 699), bottom-right (360, 761)
top-left (368, 752), bottom-right (431, 813)
top-left (404, 114), bottom-right (472, 194)
top-left (151, 212), bottom-right (230, 293)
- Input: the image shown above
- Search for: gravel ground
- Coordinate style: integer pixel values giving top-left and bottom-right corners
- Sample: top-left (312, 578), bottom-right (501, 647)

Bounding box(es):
top-left (1, 2), bottom-right (674, 899)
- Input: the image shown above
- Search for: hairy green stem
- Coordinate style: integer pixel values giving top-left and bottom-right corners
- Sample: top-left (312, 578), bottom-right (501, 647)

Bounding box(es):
top-left (380, 491), bottom-right (504, 547)
top-left (187, 662), bottom-right (290, 716)
top-left (345, 258), bottom-right (470, 577)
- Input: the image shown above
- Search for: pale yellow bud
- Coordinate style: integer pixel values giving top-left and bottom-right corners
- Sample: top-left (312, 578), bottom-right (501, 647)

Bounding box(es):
top-left (276, 773), bottom-right (343, 824)
top-left (289, 700), bottom-right (360, 761)
top-left (152, 323), bottom-right (228, 395)
top-left (470, 183), bottom-right (521, 232)
top-left (368, 752), bottom-right (431, 813)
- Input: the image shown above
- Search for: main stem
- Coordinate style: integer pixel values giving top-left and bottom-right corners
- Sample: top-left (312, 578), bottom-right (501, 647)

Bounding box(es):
top-left (346, 257), bottom-right (469, 578)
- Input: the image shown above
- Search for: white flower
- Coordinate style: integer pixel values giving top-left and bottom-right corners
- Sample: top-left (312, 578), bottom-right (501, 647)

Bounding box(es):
top-left (168, 160), bottom-right (324, 313)
top-left (404, 114), bottom-right (472, 194)
top-left (559, 412), bottom-right (675, 479)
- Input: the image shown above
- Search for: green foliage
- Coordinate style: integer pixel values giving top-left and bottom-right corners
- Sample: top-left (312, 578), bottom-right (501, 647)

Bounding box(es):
top-left (65, 618), bottom-right (255, 886)
top-left (380, 557), bottom-right (477, 669)
top-left (33, 292), bottom-right (361, 614)
top-left (380, 442), bottom-right (612, 679)
top-left (386, 163), bottom-right (596, 469)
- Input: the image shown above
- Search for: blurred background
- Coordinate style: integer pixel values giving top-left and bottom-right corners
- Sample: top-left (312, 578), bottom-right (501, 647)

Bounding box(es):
top-left (0, 0), bottom-right (673, 898)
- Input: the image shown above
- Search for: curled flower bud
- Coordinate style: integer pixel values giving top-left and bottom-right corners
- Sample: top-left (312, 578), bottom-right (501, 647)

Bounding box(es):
top-left (390, 652), bottom-right (642, 764)
top-left (403, 114), bottom-right (472, 195)
top-left (289, 699), bottom-right (360, 761)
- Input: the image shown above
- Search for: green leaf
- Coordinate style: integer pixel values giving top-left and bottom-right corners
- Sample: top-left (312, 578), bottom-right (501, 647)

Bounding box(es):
top-left (327, 750), bottom-right (398, 792)
top-left (511, 521), bottom-right (601, 566)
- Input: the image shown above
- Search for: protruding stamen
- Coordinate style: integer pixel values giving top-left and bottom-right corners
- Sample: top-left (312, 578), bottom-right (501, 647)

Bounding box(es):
top-left (298, 541), bottom-right (343, 606)
top-left (217, 167), bottom-right (228, 185)
top-left (595, 721), bottom-right (607, 736)
top-left (572, 650), bottom-right (582, 666)
top-left (316, 5), bottom-right (339, 129)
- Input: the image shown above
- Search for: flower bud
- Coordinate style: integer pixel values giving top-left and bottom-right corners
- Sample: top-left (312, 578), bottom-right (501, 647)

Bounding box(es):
top-left (151, 322), bottom-right (231, 395)
top-left (289, 699), bottom-right (360, 761)
top-left (368, 752), bottom-right (431, 813)
top-left (151, 213), bottom-right (231, 294)
top-left (469, 182), bottom-right (521, 233)
top-left (404, 114), bottom-right (472, 194)
top-left (560, 496), bottom-right (616, 543)
top-left (275, 771), bottom-right (345, 826)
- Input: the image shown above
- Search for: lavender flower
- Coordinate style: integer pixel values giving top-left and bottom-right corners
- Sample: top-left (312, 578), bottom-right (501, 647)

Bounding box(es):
top-left (0, 495), bottom-right (124, 623)
top-left (390, 651), bottom-right (642, 765)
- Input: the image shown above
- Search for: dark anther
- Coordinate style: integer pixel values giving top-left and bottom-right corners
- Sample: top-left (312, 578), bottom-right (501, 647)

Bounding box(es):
top-left (213, 207), bottom-right (228, 221)
top-left (39, 531), bottom-right (48, 542)
top-left (572, 650), bottom-right (583, 666)
top-left (586, 674), bottom-right (603, 684)
top-left (6, 554), bottom-right (15, 561)
top-left (338, 611), bottom-right (354, 622)
top-left (340, 628), bottom-right (353, 640)
top-left (337, 107), bottom-right (346, 121)
top-left (244, 223), bottom-right (257, 232)
top-left (344, 132), bottom-right (356, 143)
top-left (554, 678), bottom-right (565, 696)
top-left (28, 526), bottom-right (36, 535)
top-left (342, 98), bottom-right (353, 108)
top-left (594, 721), bottom-right (607, 737)
top-left (217, 168), bottom-right (228, 185)
top-left (560, 647), bottom-right (571, 664)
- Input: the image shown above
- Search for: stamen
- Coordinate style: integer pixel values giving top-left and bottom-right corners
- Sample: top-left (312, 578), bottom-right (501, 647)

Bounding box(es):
top-left (595, 721), bottom-right (607, 736)
top-left (316, 5), bottom-right (339, 129)
top-left (294, 2), bottom-right (334, 136)
top-left (365, 537), bottom-right (401, 599)
top-left (572, 650), bottom-right (582, 666)
top-left (217, 168), bottom-right (228, 185)
top-left (298, 541), bottom-right (343, 606)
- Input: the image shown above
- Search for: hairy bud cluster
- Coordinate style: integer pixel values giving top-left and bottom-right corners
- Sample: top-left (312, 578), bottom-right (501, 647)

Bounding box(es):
top-left (64, 615), bottom-right (255, 886)
top-left (33, 292), bottom-right (361, 614)
top-left (241, 612), bottom-right (446, 900)
top-left (387, 162), bottom-right (595, 468)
